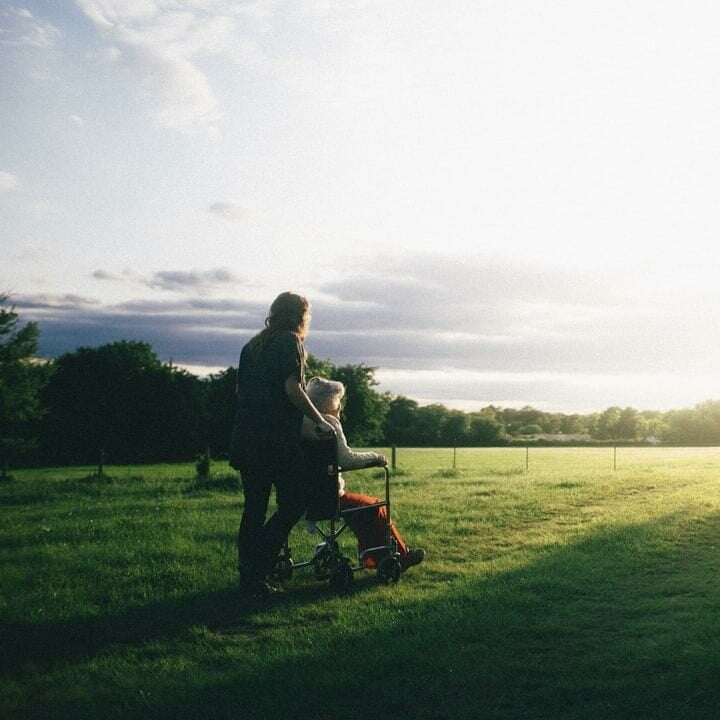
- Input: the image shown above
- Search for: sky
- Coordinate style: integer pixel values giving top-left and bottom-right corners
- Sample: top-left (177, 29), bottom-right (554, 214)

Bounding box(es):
top-left (2, 1), bottom-right (720, 414)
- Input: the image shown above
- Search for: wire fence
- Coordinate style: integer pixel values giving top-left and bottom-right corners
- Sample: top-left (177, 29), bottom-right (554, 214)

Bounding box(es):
top-left (381, 445), bottom-right (720, 474)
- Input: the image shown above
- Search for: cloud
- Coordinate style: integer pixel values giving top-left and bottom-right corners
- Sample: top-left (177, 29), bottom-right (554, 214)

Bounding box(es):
top-left (321, 254), bottom-right (624, 314)
top-left (372, 367), bottom-right (720, 415)
top-left (208, 201), bottom-right (247, 221)
top-left (91, 268), bottom-right (145, 284)
top-left (91, 269), bottom-right (120, 281)
top-left (128, 41), bottom-right (222, 132)
top-left (0, 171), bottom-right (19, 192)
top-left (70, 1), bottom-right (399, 133)
top-left (73, 0), bottom-right (269, 133)
top-left (0, 7), bottom-right (61, 47)
top-left (309, 252), bottom-right (720, 405)
top-left (146, 268), bottom-right (242, 292)
top-left (14, 293), bottom-right (100, 310)
top-left (312, 254), bottom-right (628, 350)
top-left (91, 266), bottom-right (242, 294)
top-left (14, 292), bottom-right (263, 367)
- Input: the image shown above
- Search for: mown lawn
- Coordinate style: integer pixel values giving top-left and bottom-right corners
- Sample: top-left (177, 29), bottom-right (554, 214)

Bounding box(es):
top-left (2, 448), bottom-right (720, 719)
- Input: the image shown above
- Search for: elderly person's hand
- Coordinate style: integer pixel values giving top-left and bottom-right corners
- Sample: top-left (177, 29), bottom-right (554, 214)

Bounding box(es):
top-left (314, 418), bottom-right (335, 437)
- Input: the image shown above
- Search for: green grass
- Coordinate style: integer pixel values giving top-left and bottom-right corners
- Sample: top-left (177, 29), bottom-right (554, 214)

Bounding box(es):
top-left (3, 449), bottom-right (720, 719)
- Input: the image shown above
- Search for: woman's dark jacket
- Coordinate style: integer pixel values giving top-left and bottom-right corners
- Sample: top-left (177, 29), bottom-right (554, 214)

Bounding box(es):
top-left (229, 330), bottom-right (305, 472)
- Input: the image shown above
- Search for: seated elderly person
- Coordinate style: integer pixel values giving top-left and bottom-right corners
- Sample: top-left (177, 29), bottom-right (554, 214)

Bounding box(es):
top-left (302, 376), bottom-right (425, 572)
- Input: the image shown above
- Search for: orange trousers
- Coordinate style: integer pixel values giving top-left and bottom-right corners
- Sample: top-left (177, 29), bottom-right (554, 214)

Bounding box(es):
top-left (339, 491), bottom-right (408, 567)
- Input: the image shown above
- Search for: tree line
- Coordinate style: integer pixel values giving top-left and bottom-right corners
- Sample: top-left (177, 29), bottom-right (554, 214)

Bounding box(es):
top-left (2, 297), bottom-right (720, 471)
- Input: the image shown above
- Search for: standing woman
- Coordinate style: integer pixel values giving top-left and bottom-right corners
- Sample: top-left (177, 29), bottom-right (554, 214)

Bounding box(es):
top-left (230, 292), bottom-right (334, 596)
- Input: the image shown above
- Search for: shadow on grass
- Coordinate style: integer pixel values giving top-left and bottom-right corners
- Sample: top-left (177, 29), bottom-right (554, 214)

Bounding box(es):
top-left (6, 514), bottom-right (720, 720)
top-left (0, 474), bottom-right (233, 509)
top-left (1, 588), bottom-right (230, 676)
top-left (0, 571), bottom-right (377, 679)
top-left (0, 480), bottom-right (162, 507)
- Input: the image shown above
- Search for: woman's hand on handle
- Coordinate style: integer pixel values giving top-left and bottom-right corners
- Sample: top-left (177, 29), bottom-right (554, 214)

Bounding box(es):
top-left (284, 376), bottom-right (335, 437)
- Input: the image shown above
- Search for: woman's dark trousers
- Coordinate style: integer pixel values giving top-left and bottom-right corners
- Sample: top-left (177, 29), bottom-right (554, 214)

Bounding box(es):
top-left (238, 459), bottom-right (306, 583)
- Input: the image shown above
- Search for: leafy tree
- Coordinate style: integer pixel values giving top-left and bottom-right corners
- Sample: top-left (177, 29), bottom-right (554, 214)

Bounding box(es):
top-left (502, 406), bottom-right (545, 435)
top-left (662, 408), bottom-right (694, 444)
top-left (591, 406), bottom-right (639, 441)
top-left (663, 400), bottom-right (720, 444)
top-left (440, 410), bottom-right (469, 446)
top-left (559, 414), bottom-right (587, 434)
top-left (332, 364), bottom-right (389, 445)
top-left (584, 412), bottom-right (599, 437)
top-left (693, 400), bottom-right (720, 444)
top-left (592, 407), bottom-right (621, 440)
top-left (306, 354), bottom-right (336, 380)
top-left (541, 413), bottom-right (563, 434)
top-left (615, 407), bottom-right (640, 440)
top-left (517, 424), bottom-right (543, 436)
top-left (412, 404), bottom-right (449, 446)
top-left (151, 366), bottom-right (208, 460)
top-left (467, 409), bottom-right (506, 444)
top-left (40, 341), bottom-right (207, 465)
top-left (204, 366), bottom-right (237, 458)
top-left (636, 410), bottom-right (666, 441)
top-left (383, 395), bottom-right (419, 446)
top-left (0, 297), bottom-right (44, 477)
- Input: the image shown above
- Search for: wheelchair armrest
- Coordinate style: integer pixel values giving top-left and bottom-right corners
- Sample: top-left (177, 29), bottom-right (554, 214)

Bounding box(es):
top-left (339, 460), bottom-right (388, 473)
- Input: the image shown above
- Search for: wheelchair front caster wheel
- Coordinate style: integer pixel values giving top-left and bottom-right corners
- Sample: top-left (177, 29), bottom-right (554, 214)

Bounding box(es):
top-left (313, 543), bottom-right (335, 579)
top-left (330, 559), bottom-right (353, 593)
top-left (271, 555), bottom-right (294, 582)
top-left (377, 556), bottom-right (401, 584)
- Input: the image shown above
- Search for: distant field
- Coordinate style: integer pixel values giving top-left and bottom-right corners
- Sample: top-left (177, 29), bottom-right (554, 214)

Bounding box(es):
top-left (2, 448), bottom-right (720, 719)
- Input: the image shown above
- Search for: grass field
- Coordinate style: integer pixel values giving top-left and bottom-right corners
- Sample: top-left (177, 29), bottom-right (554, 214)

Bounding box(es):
top-left (2, 448), bottom-right (720, 719)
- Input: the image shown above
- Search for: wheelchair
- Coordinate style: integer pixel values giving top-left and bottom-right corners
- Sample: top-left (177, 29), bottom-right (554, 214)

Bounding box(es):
top-left (273, 435), bottom-right (403, 593)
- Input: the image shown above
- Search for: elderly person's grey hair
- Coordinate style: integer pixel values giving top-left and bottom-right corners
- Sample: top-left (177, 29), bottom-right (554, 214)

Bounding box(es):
top-left (306, 376), bottom-right (345, 414)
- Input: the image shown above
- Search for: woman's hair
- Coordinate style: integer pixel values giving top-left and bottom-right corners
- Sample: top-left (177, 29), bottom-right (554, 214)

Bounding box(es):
top-left (252, 291), bottom-right (311, 347)
top-left (306, 376), bottom-right (345, 414)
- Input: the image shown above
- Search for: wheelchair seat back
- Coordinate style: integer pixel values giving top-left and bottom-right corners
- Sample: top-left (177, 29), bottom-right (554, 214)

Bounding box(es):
top-left (303, 436), bottom-right (340, 521)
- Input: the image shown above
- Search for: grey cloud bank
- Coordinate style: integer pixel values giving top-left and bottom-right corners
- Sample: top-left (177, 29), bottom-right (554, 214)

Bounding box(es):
top-left (13, 254), bottom-right (720, 413)
top-left (91, 267), bottom-right (243, 293)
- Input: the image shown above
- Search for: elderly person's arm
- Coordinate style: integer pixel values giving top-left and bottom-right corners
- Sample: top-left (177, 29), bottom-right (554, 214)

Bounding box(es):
top-left (325, 415), bottom-right (387, 470)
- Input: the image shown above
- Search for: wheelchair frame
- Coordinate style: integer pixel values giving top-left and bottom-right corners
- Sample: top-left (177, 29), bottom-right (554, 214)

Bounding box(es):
top-left (274, 436), bottom-right (402, 592)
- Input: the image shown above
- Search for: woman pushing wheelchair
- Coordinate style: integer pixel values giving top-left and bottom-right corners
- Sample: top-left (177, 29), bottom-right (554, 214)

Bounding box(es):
top-left (230, 291), bottom-right (423, 598)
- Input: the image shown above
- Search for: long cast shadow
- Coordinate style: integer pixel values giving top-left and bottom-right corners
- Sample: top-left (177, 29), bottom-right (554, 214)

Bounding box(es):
top-left (0, 568), bottom-right (377, 678)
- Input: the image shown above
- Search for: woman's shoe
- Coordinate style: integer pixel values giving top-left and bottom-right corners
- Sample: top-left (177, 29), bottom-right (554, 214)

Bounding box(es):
top-left (239, 577), bottom-right (284, 598)
top-left (400, 548), bottom-right (425, 572)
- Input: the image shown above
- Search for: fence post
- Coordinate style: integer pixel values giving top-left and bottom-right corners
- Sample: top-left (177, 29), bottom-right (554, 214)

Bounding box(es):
top-left (526, 444), bottom-right (529, 472)
top-left (614, 444), bottom-right (617, 472)
top-left (453, 445), bottom-right (457, 469)
top-left (391, 445), bottom-right (397, 471)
